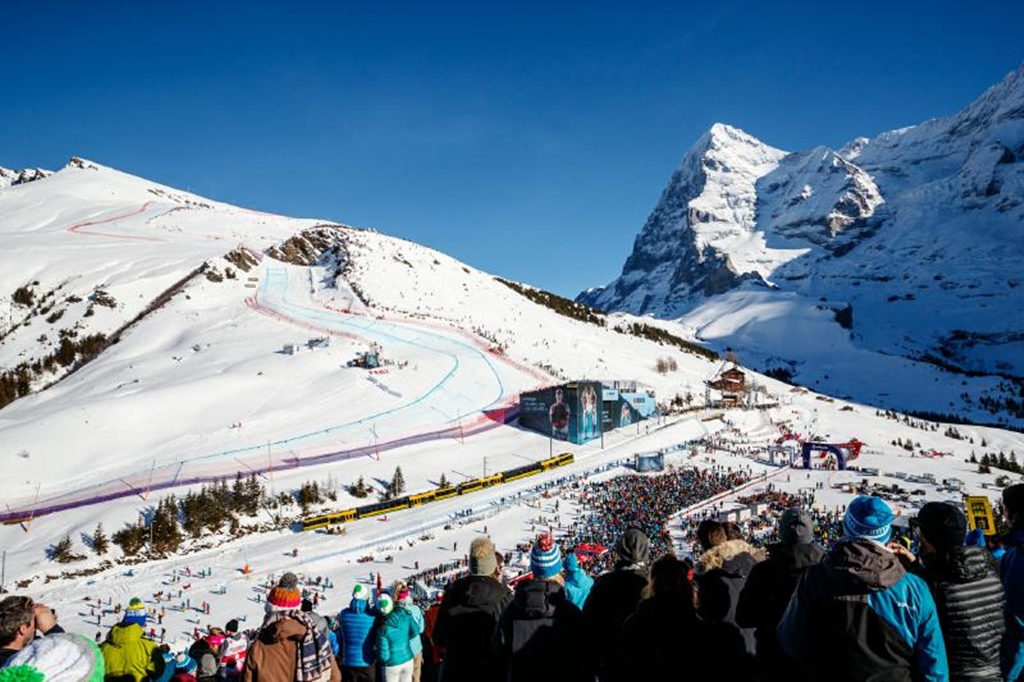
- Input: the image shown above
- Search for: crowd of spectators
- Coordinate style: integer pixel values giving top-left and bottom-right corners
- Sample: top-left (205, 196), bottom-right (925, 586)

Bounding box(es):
top-left (10, 476), bottom-right (1024, 682)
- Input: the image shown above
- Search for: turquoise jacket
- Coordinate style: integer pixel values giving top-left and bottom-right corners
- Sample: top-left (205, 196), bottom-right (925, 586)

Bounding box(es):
top-left (402, 602), bottom-right (425, 657)
top-left (563, 559), bottom-right (595, 611)
top-left (375, 608), bottom-right (421, 667)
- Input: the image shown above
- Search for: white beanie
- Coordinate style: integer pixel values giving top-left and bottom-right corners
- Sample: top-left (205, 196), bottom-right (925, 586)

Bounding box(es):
top-left (0, 633), bottom-right (104, 682)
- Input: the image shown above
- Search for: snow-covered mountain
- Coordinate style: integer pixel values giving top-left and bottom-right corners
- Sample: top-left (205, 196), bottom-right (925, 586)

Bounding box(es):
top-left (0, 165), bottom-right (52, 188)
top-left (0, 157), bottom-right (726, 510)
top-left (3, 150), bottom-right (1024, 645)
top-left (580, 65), bottom-right (1024, 428)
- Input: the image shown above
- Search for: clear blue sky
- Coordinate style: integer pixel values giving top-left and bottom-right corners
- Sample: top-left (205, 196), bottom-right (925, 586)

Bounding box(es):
top-left (3, 1), bottom-right (1022, 297)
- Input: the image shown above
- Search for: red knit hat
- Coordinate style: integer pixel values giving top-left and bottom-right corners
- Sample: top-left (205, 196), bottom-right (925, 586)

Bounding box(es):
top-left (267, 572), bottom-right (301, 610)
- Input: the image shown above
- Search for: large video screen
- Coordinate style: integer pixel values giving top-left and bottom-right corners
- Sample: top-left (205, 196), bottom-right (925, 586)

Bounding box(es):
top-left (519, 382), bottom-right (603, 444)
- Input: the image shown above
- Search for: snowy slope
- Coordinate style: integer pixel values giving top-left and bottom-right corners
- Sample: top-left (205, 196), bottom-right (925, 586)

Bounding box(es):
top-left (0, 157), bottom-right (721, 515)
top-left (580, 66), bottom-right (1024, 428)
top-left (1, 155), bottom-right (1023, 653)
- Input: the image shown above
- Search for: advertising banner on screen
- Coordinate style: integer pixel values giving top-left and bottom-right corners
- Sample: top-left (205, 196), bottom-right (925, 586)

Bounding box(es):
top-left (520, 382), bottom-right (603, 444)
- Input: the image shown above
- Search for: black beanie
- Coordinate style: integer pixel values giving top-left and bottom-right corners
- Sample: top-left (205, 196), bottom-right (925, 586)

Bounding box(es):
top-left (1004, 484), bottom-right (1024, 522)
top-left (225, 619), bottom-right (239, 633)
top-left (779, 508), bottom-right (814, 545)
top-left (615, 528), bottom-right (650, 564)
top-left (916, 502), bottom-right (967, 551)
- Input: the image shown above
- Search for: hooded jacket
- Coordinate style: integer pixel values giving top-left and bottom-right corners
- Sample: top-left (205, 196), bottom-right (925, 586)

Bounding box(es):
top-left (434, 574), bottom-right (511, 682)
top-left (778, 538), bottom-right (948, 682)
top-left (338, 598), bottom-right (376, 669)
top-left (242, 615), bottom-right (341, 682)
top-left (493, 579), bottom-right (586, 682)
top-left (736, 541), bottom-right (826, 681)
top-left (695, 539), bottom-right (765, 656)
top-left (99, 622), bottom-right (162, 682)
top-left (916, 545), bottom-right (1004, 681)
top-left (563, 556), bottom-right (594, 611)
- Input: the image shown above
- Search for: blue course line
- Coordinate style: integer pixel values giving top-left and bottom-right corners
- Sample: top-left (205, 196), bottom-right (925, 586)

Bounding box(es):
top-left (185, 267), bottom-right (508, 463)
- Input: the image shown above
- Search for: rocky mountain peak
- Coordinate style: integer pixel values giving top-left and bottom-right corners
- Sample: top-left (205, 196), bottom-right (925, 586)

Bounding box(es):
top-left (0, 165), bottom-right (52, 189)
top-left (579, 66), bottom-right (1024, 426)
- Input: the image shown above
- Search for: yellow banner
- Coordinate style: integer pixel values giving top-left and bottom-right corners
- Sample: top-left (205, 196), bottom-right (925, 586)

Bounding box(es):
top-left (966, 496), bottom-right (996, 536)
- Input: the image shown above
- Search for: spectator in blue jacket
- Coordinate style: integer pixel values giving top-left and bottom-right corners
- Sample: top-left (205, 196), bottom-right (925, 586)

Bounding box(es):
top-left (777, 495), bottom-right (948, 682)
top-left (1001, 483), bottom-right (1024, 681)
top-left (562, 553), bottom-right (594, 610)
top-left (338, 584), bottom-right (378, 682)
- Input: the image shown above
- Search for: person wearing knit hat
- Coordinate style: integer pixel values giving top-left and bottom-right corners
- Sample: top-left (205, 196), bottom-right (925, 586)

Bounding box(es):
top-left (174, 651), bottom-right (198, 675)
top-left (246, 572), bottom-right (341, 682)
top-left (884, 501), bottom-right (1006, 681)
top-left (778, 495), bottom-right (948, 681)
top-left (338, 583), bottom-right (377, 681)
top-left (195, 651), bottom-right (219, 681)
top-left (468, 536), bottom-right (498, 577)
top-left (100, 597), bottom-right (162, 682)
top-left (374, 590), bottom-right (421, 682)
top-left (530, 534), bottom-right (563, 581)
top-left (582, 528), bottom-right (651, 680)
top-left (377, 592), bottom-right (394, 616)
top-left (218, 619), bottom-right (249, 680)
top-left (393, 581), bottom-right (426, 682)
top-left (265, 572), bottom-right (302, 612)
top-left (843, 495), bottom-right (895, 544)
top-left (122, 598), bottom-right (147, 628)
top-left (433, 536), bottom-right (511, 682)
top-left (614, 527), bottom-right (650, 566)
top-left (0, 632), bottom-right (105, 682)
top-left (493, 534), bottom-right (586, 681)
top-left (737, 507), bottom-right (825, 681)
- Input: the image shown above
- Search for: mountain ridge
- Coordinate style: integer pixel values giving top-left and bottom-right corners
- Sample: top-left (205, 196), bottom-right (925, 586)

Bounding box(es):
top-left (579, 65), bottom-right (1024, 428)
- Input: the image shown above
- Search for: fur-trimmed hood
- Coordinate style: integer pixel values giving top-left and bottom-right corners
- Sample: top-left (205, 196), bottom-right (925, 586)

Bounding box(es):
top-left (696, 539), bottom-right (766, 575)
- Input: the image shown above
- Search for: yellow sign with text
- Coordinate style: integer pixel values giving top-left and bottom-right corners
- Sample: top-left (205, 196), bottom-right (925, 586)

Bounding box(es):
top-left (966, 496), bottom-right (996, 536)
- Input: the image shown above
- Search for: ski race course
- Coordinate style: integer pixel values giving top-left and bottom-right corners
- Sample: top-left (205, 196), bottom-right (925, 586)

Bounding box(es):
top-left (1, 254), bottom-right (545, 523)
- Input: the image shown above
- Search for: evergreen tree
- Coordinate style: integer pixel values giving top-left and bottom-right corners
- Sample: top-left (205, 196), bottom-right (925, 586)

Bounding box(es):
top-left (350, 476), bottom-right (369, 498)
top-left (52, 534), bottom-right (77, 563)
top-left (438, 473), bottom-right (449, 488)
top-left (151, 496), bottom-right (183, 554)
top-left (182, 491), bottom-right (205, 538)
top-left (203, 482), bottom-right (227, 533)
top-left (241, 473), bottom-right (263, 516)
top-left (391, 467), bottom-right (406, 496)
top-left (92, 523), bottom-right (109, 555)
top-left (112, 521), bottom-right (148, 556)
top-left (232, 472), bottom-right (247, 513)
top-left (298, 481), bottom-right (323, 514)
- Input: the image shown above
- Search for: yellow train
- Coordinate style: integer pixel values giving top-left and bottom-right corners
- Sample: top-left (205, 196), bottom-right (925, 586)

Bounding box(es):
top-left (301, 452), bottom-right (574, 531)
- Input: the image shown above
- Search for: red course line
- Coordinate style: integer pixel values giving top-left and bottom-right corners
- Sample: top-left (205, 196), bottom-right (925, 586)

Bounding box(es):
top-left (67, 201), bottom-right (165, 242)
